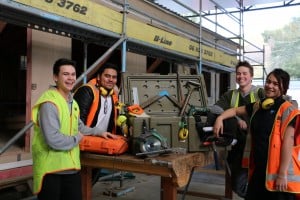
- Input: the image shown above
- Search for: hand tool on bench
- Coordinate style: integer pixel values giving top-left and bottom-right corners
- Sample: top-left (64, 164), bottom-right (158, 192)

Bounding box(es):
top-left (140, 90), bottom-right (181, 109)
top-left (176, 71), bottom-right (184, 107)
top-left (136, 147), bottom-right (187, 157)
top-left (177, 81), bottom-right (201, 142)
top-left (179, 81), bottom-right (201, 117)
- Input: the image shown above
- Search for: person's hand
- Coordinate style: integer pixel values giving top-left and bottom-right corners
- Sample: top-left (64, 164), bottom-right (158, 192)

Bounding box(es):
top-left (78, 132), bottom-right (84, 142)
top-left (99, 132), bottom-right (118, 139)
top-left (213, 116), bottom-right (224, 137)
top-left (275, 175), bottom-right (287, 191)
top-left (238, 119), bottom-right (248, 130)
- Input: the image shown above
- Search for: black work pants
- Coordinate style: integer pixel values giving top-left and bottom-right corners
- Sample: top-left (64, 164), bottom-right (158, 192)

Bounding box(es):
top-left (224, 118), bottom-right (247, 196)
top-left (37, 172), bottom-right (82, 200)
top-left (227, 128), bottom-right (246, 183)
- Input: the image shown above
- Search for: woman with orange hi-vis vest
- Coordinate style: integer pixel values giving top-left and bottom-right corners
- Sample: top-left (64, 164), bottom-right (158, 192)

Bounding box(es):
top-left (213, 68), bottom-right (300, 200)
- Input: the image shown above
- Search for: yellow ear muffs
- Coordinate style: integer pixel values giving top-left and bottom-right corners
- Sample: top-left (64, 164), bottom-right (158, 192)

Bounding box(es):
top-left (100, 87), bottom-right (113, 96)
top-left (261, 98), bottom-right (274, 110)
top-left (178, 128), bottom-right (189, 140)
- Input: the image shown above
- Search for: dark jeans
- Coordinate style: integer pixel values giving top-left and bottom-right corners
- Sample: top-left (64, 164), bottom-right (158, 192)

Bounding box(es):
top-left (37, 172), bottom-right (82, 200)
top-left (224, 117), bottom-right (247, 195)
top-left (202, 113), bottom-right (248, 196)
top-left (227, 128), bottom-right (246, 182)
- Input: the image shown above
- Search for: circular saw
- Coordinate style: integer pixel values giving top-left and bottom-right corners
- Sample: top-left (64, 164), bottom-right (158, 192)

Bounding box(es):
top-left (139, 135), bottom-right (162, 153)
top-left (131, 120), bottom-right (169, 157)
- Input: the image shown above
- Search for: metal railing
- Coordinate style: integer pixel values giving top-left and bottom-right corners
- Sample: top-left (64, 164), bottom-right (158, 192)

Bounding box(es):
top-left (0, 37), bottom-right (126, 155)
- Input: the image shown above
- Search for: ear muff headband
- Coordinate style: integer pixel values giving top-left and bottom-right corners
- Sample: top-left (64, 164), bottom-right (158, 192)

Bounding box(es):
top-left (100, 87), bottom-right (113, 96)
top-left (261, 98), bottom-right (274, 110)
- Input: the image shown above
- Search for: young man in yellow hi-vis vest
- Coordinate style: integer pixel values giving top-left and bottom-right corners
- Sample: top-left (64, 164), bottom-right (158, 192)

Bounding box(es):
top-left (209, 61), bottom-right (264, 197)
top-left (32, 58), bottom-right (117, 200)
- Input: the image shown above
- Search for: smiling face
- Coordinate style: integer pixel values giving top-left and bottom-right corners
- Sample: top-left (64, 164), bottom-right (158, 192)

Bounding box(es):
top-left (53, 65), bottom-right (76, 99)
top-left (236, 66), bottom-right (253, 88)
top-left (264, 74), bottom-right (282, 99)
top-left (97, 68), bottom-right (118, 91)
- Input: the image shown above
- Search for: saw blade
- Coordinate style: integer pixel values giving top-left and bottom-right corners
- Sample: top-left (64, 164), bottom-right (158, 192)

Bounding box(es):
top-left (139, 136), bottom-right (162, 154)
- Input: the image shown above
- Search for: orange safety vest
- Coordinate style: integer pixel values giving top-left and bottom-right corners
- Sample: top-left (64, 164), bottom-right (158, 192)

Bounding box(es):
top-left (84, 78), bottom-right (118, 133)
top-left (244, 101), bottom-right (300, 193)
top-left (266, 105), bottom-right (300, 193)
top-left (242, 99), bottom-right (298, 167)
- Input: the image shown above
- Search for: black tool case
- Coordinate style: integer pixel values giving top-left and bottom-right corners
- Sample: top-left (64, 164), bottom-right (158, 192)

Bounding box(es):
top-left (122, 73), bottom-right (209, 152)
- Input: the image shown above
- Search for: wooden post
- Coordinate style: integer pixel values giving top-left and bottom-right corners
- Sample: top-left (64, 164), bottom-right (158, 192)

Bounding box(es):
top-left (161, 176), bottom-right (177, 200)
top-left (81, 166), bottom-right (92, 200)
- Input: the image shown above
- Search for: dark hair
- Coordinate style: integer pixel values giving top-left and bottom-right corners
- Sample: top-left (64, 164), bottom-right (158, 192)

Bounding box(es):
top-left (267, 68), bottom-right (290, 95)
top-left (235, 61), bottom-right (253, 77)
top-left (53, 58), bottom-right (77, 75)
top-left (96, 63), bottom-right (119, 76)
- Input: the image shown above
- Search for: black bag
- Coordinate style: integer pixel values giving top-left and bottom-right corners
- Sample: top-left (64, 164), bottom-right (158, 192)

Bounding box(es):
top-left (193, 110), bottom-right (216, 142)
top-left (194, 111), bottom-right (234, 146)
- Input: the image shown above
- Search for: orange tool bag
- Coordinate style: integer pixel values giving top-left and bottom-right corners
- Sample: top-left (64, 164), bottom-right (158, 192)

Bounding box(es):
top-left (79, 135), bottom-right (128, 155)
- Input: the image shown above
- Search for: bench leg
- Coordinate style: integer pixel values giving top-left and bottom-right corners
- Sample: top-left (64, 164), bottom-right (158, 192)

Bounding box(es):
top-left (161, 177), bottom-right (177, 200)
top-left (81, 166), bottom-right (92, 200)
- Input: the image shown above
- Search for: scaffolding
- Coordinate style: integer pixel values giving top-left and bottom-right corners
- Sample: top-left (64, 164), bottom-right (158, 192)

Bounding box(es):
top-left (0, 0), bottom-right (242, 74)
top-left (154, 0), bottom-right (300, 79)
top-left (0, 0), bottom-right (299, 78)
top-left (152, 0), bottom-right (266, 79)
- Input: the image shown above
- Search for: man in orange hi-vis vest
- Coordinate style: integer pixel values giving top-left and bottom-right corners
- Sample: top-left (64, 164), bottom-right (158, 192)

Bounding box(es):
top-left (73, 63), bottom-right (120, 185)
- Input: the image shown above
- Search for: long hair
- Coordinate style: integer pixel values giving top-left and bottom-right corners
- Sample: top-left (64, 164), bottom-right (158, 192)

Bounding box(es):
top-left (267, 68), bottom-right (290, 95)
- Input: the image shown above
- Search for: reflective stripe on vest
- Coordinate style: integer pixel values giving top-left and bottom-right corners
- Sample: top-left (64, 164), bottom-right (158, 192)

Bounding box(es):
top-left (85, 79), bottom-right (100, 127)
top-left (265, 104), bottom-right (300, 192)
top-left (242, 101), bottom-right (260, 168)
top-left (83, 78), bottom-right (118, 132)
top-left (239, 88), bottom-right (260, 167)
top-left (230, 87), bottom-right (259, 108)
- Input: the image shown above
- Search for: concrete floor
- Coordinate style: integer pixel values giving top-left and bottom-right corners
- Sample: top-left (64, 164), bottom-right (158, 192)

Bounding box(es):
top-left (0, 164), bottom-right (243, 200)
top-left (91, 170), bottom-right (243, 200)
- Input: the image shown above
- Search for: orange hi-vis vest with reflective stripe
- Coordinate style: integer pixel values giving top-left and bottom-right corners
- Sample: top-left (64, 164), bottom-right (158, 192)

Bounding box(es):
top-left (244, 100), bottom-right (300, 193)
top-left (266, 104), bottom-right (300, 193)
top-left (84, 78), bottom-right (118, 133)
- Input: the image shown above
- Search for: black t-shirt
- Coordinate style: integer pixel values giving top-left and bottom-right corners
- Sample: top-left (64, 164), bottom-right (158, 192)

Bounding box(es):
top-left (246, 97), bottom-right (286, 170)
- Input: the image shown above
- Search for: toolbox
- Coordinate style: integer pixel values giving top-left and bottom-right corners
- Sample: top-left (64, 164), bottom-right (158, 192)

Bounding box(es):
top-left (122, 73), bottom-right (209, 152)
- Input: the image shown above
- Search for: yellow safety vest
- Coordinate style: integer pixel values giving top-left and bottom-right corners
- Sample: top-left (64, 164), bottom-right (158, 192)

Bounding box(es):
top-left (31, 89), bottom-right (81, 194)
top-left (230, 87), bottom-right (260, 108)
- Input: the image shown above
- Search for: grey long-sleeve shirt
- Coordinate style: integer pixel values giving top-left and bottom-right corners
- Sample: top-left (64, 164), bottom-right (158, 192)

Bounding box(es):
top-left (38, 102), bottom-right (102, 151)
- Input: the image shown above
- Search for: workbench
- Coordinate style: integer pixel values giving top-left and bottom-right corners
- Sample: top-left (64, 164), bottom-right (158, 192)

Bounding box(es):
top-left (80, 152), bottom-right (214, 200)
